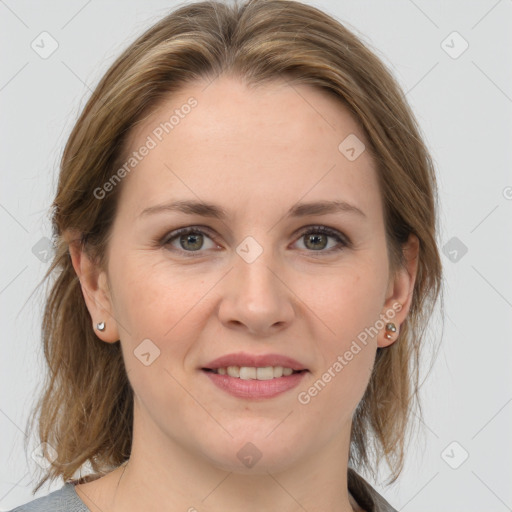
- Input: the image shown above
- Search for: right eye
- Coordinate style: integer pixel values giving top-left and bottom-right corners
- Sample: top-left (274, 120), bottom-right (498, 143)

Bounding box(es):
top-left (161, 226), bottom-right (221, 256)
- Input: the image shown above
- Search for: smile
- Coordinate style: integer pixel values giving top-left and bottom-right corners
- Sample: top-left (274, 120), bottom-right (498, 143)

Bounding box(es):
top-left (204, 366), bottom-right (304, 379)
top-left (202, 367), bottom-right (308, 399)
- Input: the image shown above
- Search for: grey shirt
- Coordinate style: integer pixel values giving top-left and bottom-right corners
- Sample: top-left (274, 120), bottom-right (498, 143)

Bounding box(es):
top-left (8, 468), bottom-right (397, 512)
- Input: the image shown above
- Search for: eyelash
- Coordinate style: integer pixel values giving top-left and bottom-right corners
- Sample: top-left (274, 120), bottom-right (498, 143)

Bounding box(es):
top-left (159, 225), bottom-right (350, 257)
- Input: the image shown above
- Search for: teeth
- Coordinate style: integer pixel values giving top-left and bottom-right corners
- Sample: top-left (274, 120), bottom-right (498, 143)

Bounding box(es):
top-left (227, 366), bottom-right (239, 378)
top-left (239, 366), bottom-right (257, 379)
top-left (213, 366), bottom-right (300, 379)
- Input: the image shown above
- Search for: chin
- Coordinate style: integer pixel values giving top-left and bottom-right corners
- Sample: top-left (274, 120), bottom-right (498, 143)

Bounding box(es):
top-left (198, 431), bottom-right (307, 475)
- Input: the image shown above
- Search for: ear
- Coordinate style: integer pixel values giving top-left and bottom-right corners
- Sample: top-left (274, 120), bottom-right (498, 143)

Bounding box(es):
top-left (65, 230), bottom-right (119, 343)
top-left (378, 233), bottom-right (420, 348)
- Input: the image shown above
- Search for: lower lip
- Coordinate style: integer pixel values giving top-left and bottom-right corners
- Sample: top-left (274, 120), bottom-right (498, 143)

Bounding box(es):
top-left (202, 370), bottom-right (308, 399)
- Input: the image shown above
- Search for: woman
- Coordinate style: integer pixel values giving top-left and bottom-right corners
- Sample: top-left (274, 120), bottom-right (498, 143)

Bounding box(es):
top-left (10, 0), bottom-right (442, 510)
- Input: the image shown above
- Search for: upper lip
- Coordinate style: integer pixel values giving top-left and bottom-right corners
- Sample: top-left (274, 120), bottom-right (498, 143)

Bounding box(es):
top-left (202, 352), bottom-right (308, 371)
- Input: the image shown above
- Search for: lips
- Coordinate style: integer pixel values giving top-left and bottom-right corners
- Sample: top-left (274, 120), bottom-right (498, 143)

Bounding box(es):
top-left (202, 352), bottom-right (308, 372)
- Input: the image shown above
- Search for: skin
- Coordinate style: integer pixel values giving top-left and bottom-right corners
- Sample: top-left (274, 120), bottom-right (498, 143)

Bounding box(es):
top-left (68, 74), bottom-right (419, 512)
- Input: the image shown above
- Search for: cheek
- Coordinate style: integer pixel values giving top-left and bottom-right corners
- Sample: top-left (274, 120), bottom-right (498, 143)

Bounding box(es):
top-left (107, 258), bottom-right (205, 404)
top-left (301, 265), bottom-right (387, 407)
top-left (109, 255), bottom-right (205, 339)
top-left (310, 265), bottom-right (387, 348)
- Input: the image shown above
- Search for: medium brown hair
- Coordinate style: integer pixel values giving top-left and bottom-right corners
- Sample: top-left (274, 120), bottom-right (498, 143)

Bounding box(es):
top-left (26, 0), bottom-right (443, 493)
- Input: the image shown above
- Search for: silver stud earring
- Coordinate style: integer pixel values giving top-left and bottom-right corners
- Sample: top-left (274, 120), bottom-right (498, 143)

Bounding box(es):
top-left (96, 322), bottom-right (106, 331)
top-left (384, 322), bottom-right (397, 340)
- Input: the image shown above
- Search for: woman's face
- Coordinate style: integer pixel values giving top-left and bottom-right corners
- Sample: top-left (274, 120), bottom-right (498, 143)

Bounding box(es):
top-left (78, 75), bottom-right (416, 474)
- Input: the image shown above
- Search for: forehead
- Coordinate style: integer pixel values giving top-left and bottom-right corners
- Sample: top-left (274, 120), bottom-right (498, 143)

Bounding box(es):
top-left (116, 75), bottom-right (381, 223)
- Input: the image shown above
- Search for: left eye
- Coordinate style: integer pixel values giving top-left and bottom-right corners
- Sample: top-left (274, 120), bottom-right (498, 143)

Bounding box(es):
top-left (295, 226), bottom-right (348, 252)
top-left (161, 225), bottom-right (348, 256)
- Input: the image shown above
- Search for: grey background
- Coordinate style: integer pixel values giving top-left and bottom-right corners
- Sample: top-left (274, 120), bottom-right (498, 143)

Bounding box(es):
top-left (1, 1), bottom-right (511, 510)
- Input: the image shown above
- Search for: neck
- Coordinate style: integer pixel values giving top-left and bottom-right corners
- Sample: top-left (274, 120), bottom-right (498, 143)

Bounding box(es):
top-left (77, 402), bottom-right (360, 512)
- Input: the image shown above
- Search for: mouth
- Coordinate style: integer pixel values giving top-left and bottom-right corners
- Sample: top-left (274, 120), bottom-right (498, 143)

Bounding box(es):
top-left (202, 366), bottom-right (307, 380)
top-left (201, 366), bottom-right (309, 399)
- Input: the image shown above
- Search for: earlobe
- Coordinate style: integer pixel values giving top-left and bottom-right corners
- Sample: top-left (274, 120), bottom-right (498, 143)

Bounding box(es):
top-left (378, 233), bottom-right (420, 348)
top-left (66, 231), bottom-right (120, 343)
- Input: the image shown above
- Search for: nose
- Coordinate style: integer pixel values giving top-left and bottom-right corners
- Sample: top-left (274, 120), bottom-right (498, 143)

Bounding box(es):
top-left (217, 247), bottom-right (295, 336)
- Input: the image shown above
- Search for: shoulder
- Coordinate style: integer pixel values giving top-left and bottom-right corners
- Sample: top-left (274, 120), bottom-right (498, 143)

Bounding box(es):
top-left (347, 467), bottom-right (398, 512)
top-left (8, 470), bottom-right (395, 512)
top-left (7, 482), bottom-right (89, 512)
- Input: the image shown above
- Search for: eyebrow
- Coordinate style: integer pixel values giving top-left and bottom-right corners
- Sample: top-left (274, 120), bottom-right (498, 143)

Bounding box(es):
top-left (139, 199), bottom-right (366, 220)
